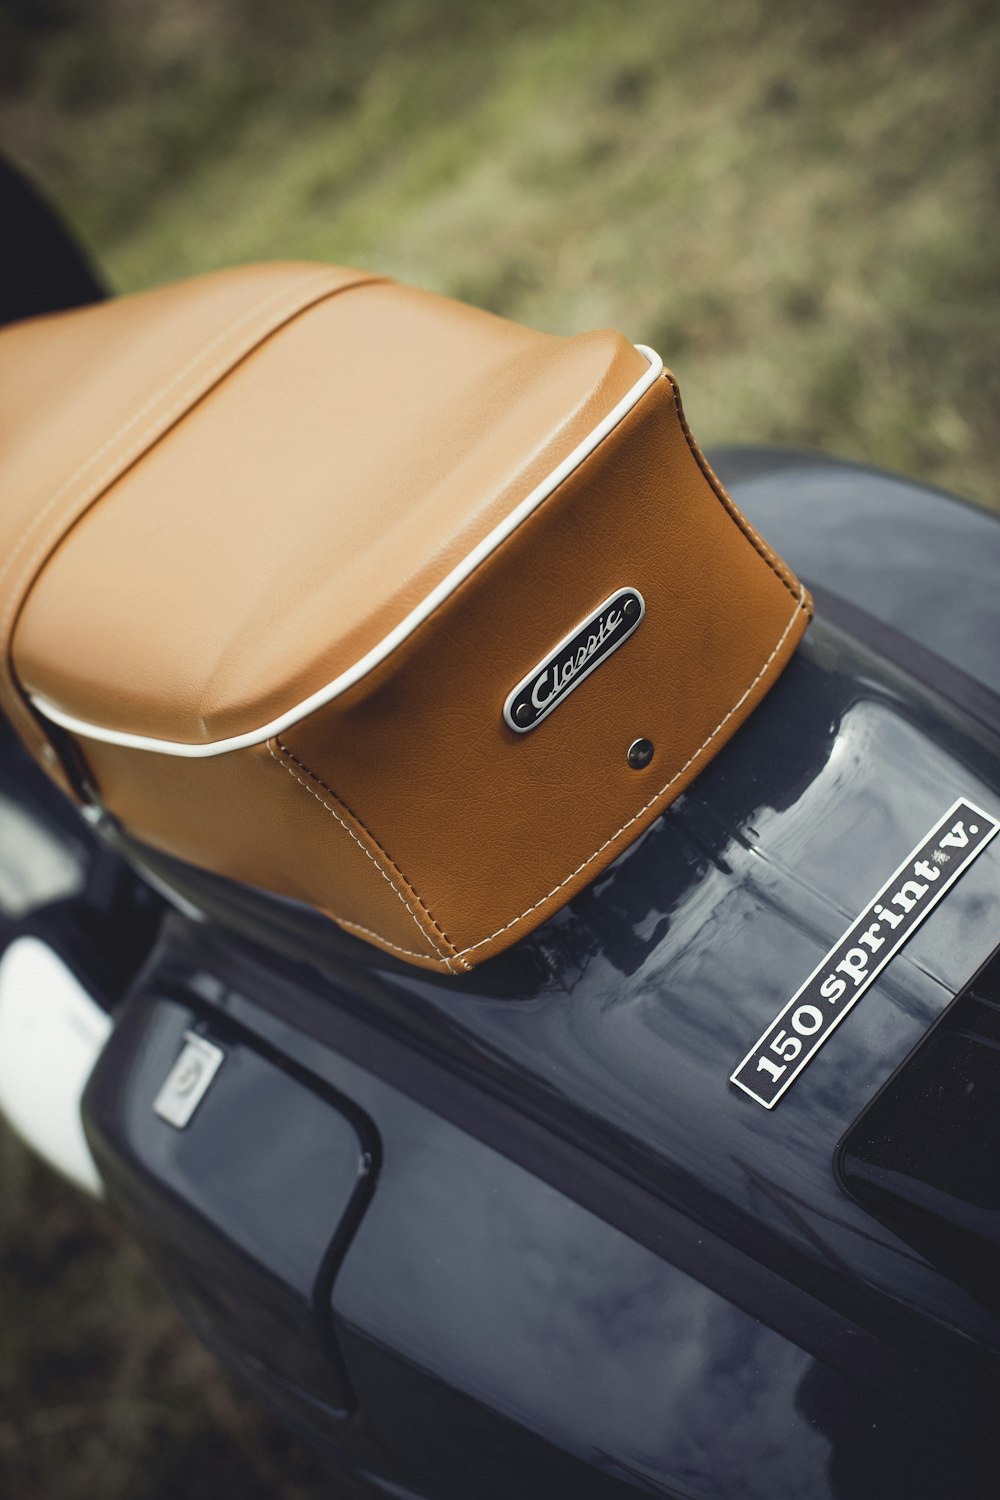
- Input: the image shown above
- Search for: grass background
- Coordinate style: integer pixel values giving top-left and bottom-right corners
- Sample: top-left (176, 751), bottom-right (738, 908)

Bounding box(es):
top-left (0, 1), bottom-right (997, 1494)
top-left (0, 1132), bottom-right (332, 1498)
top-left (3, 0), bottom-right (998, 508)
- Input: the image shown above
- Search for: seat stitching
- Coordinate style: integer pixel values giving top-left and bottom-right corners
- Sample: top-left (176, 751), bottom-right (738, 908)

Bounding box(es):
top-left (269, 738), bottom-right (451, 967)
top-left (663, 371), bottom-right (802, 604)
top-left (273, 739), bottom-right (469, 967)
top-left (268, 738), bottom-right (468, 972)
top-left (333, 917), bottom-right (447, 963)
top-left (456, 587), bottom-right (808, 959)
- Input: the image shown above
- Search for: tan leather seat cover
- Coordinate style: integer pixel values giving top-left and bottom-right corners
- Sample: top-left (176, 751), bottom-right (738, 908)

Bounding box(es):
top-left (0, 264), bottom-right (811, 971)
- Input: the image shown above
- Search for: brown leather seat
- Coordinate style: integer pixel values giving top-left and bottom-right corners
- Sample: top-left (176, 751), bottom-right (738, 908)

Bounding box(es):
top-left (0, 264), bottom-right (810, 971)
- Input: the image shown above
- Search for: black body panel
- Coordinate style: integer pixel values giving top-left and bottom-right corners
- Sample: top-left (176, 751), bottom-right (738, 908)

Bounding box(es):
top-left (712, 445), bottom-right (1000, 702)
top-left (840, 943), bottom-right (1000, 1318)
top-left (85, 993), bottom-right (373, 1421)
top-left (0, 245), bottom-right (997, 1495)
top-left (75, 470), bottom-right (1000, 1497)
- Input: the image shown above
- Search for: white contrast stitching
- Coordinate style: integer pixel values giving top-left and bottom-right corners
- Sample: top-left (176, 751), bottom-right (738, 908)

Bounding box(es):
top-left (332, 918), bottom-right (444, 963)
top-left (267, 740), bottom-right (459, 971)
top-left (0, 267), bottom-right (365, 647)
top-left (663, 371), bottom-right (801, 606)
top-left (456, 587), bottom-right (808, 959)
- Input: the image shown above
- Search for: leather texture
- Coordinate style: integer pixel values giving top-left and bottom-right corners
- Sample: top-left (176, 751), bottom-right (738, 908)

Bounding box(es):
top-left (10, 277), bottom-right (646, 742)
top-left (0, 263), bottom-right (811, 971)
top-left (0, 262), bottom-right (379, 787)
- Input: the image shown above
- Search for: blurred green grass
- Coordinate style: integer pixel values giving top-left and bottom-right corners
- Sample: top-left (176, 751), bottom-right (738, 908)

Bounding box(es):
top-left (0, 2), bottom-right (998, 1496)
top-left (3, 0), bottom-right (998, 506)
top-left (0, 1129), bottom-right (334, 1498)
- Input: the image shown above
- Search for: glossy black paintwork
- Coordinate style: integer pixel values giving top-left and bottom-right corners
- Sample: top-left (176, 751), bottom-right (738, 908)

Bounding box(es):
top-left (80, 604), bottom-right (1000, 1494)
top-left (0, 721), bottom-right (162, 1002)
top-left (713, 446), bottom-right (1000, 701)
top-left (85, 993), bottom-right (372, 1419)
top-left (840, 944), bottom-right (1000, 1316)
top-left (84, 910), bottom-right (1000, 1500)
top-left (3, 447), bottom-right (999, 1496)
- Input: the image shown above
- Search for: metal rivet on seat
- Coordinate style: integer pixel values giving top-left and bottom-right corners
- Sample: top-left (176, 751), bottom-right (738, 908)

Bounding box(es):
top-left (513, 702), bottom-right (533, 727)
top-left (623, 597), bottom-right (640, 619)
top-left (627, 737), bottom-right (654, 770)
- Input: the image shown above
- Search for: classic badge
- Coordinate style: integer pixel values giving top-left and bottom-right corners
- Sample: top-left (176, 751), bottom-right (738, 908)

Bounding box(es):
top-left (730, 797), bottom-right (999, 1108)
top-left (504, 588), bottom-right (645, 733)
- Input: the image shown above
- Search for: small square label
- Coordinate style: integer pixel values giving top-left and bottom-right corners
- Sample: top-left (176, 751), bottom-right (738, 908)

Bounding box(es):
top-left (153, 1032), bottom-right (225, 1129)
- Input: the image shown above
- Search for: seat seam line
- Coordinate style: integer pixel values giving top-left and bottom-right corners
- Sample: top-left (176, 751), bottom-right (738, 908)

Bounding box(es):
top-left (269, 738), bottom-right (466, 971)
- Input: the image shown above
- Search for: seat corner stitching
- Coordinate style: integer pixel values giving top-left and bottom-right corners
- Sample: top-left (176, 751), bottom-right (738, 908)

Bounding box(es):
top-left (269, 737), bottom-right (467, 970)
top-left (662, 370), bottom-right (802, 606)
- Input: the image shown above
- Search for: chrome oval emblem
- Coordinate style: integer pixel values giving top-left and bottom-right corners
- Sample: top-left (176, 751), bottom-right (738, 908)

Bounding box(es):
top-left (503, 587), bottom-right (645, 734)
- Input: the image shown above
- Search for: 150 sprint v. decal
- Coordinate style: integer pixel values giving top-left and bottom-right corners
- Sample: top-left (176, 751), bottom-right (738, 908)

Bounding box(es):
top-left (731, 797), bottom-right (999, 1109)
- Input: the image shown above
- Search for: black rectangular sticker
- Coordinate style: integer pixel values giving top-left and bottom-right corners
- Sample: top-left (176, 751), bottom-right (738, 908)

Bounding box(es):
top-left (731, 797), bottom-right (999, 1109)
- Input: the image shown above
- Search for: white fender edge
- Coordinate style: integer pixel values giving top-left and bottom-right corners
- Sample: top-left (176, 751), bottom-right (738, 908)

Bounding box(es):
top-left (0, 937), bottom-right (111, 1197)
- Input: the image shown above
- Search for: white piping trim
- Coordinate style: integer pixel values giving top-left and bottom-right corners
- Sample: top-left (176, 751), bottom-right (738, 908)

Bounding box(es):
top-left (30, 346), bottom-right (663, 759)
